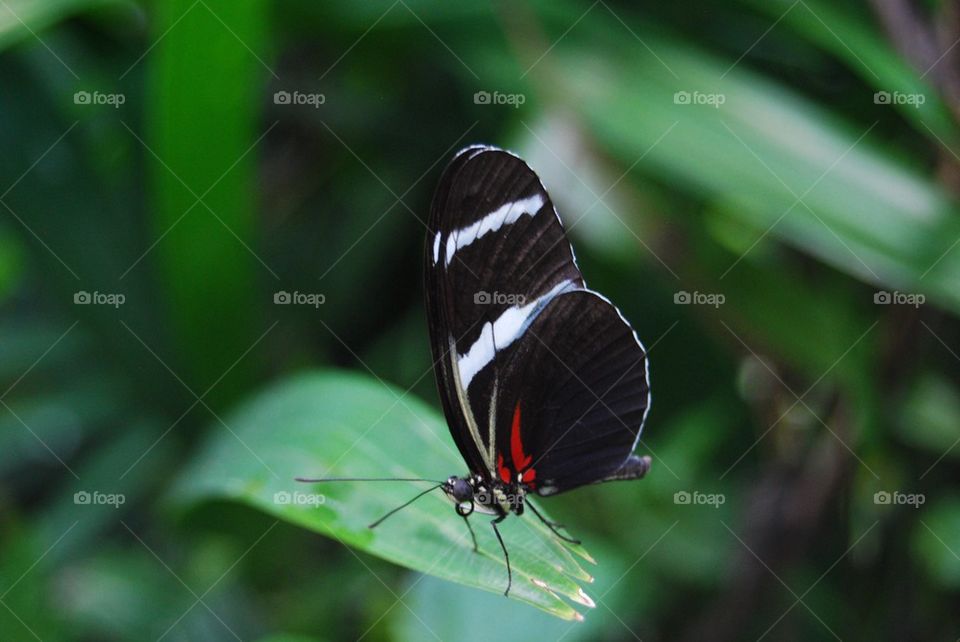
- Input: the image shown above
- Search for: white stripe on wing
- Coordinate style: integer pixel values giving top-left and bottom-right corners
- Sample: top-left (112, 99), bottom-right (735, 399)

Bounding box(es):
top-left (443, 193), bottom-right (544, 267)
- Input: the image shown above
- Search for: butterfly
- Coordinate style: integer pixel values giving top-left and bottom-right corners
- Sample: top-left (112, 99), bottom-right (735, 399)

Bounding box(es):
top-left (300, 144), bottom-right (651, 596)
top-left (424, 144), bottom-right (651, 593)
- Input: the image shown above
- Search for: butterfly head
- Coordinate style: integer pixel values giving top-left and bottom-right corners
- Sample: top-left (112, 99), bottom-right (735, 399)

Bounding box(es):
top-left (442, 473), bottom-right (525, 520)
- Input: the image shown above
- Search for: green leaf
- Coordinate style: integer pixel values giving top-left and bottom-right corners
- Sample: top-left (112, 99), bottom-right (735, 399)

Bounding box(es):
top-left (549, 17), bottom-right (960, 315)
top-left (0, 0), bottom-right (124, 51)
top-left (390, 532), bottom-right (666, 642)
top-left (147, 0), bottom-right (266, 401)
top-left (913, 496), bottom-right (960, 588)
top-left (172, 370), bottom-right (597, 621)
top-left (897, 372), bottom-right (960, 457)
top-left (254, 636), bottom-right (325, 642)
top-left (740, 0), bottom-right (957, 144)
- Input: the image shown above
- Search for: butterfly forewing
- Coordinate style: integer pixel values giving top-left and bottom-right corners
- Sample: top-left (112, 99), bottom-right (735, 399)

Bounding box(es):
top-left (426, 146), bottom-right (585, 474)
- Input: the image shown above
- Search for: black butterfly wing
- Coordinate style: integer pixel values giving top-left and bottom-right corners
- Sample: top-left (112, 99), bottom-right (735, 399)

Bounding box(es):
top-left (425, 146), bottom-right (585, 477)
top-left (489, 289), bottom-right (650, 495)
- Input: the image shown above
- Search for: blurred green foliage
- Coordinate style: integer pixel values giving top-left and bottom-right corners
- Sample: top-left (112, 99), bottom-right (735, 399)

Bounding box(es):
top-left (1, 0), bottom-right (960, 640)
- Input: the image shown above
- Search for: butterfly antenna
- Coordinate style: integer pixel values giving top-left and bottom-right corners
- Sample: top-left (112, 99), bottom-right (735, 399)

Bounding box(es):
top-left (368, 483), bottom-right (443, 528)
top-left (295, 476), bottom-right (444, 484)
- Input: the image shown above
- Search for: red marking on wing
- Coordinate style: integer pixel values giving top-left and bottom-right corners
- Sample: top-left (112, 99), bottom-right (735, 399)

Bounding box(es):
top-left (510, 402), bottom-right (532, 470)
top-left (510, 402), bottom-right (536, 487)
top-left (497, 453), bottom-right (511, 484)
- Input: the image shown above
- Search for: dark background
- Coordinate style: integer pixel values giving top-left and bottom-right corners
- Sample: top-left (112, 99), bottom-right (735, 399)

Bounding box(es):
top-left (1, 0), bottom-right (959, 640)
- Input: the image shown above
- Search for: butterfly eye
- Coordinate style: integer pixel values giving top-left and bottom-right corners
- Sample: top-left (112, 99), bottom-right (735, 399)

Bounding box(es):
top-left (451, 478), bottom-right (473, 502)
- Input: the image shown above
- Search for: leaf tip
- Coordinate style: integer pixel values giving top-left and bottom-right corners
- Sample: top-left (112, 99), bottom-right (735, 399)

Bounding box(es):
top-left (576, 587), bottom-right (596, 609)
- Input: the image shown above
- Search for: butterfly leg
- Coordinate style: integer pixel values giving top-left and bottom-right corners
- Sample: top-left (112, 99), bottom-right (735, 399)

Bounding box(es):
top-left (526, 499), bottom-right (581, 545)
top-left (461, 514), bottom-right (478, 552)
top-left (490, 515), bottom-right (511, 596)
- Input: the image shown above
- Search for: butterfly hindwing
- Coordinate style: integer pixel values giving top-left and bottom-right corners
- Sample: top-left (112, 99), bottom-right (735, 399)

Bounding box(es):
top-left (489, 290), bottom-right (649, 494)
